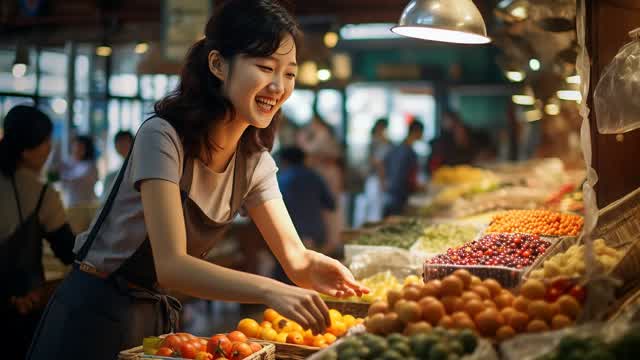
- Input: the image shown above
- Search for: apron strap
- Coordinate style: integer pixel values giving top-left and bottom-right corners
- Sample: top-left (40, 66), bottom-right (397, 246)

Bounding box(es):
top-left (75, 116), bottom-right (155, 262)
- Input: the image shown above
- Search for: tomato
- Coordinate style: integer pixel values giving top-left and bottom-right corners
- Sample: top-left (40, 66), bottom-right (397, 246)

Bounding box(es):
top-left (207, 334), bottom-right (232, 358)
top-left (227, 331), bottom-right (248, 343)
top-left (248, 342), bottom-right (262, 353)
top-left (545, 287), bottom-right (562, 303)
top-left (162, 334), bottom-right (183, 351)
top-left (177, 332), bottom-right (197, 341)
top-left (156, 347), bottom-right (174, 356)
top-left (550, 277), bottom-right (573, 293)
top-left (229, 342), bottom-right (253, 360)
top-left (180, 342), bottom-right (199, 359)
top-left (194, 352), bottom-right (214, 360)
top-left (569, 285), bottom-right (586, 303)
top-left (196, 338), bottom-right (209, 352)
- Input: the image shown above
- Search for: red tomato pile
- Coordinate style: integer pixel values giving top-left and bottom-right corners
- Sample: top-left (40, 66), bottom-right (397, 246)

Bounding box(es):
top-left (153, 331), bottom-right (262, 360)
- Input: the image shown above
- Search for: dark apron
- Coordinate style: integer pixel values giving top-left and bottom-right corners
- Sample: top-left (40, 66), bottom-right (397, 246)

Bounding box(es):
top-left (1, 179), bottom-right (48, 360)
top-left (27, 118), bottom-right (183, 360)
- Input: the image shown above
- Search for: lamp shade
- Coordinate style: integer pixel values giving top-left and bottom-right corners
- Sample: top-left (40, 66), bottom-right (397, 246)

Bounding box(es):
top-left (391, 0), bottom-right (491, 44)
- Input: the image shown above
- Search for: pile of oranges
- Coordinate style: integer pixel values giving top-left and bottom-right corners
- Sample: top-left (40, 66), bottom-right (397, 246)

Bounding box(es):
top-left (236, 308), bottom-right (363, 348)
top-left (486, 210), bottom-right (583, 237)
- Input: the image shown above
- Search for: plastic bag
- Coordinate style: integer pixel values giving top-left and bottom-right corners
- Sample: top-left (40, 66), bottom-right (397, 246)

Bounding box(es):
top-left (594, 27), bottom-right (640, 134)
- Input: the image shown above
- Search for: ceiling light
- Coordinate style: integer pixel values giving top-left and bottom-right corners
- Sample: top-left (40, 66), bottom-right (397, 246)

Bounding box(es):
top-left (529, 58), bottom-right (540, 71)
top-left (12, 63), bottom-right (27, 78)
top-left (544, 103), bottom-right (560, 116)
top-left (96, 44), bottom-right (112, 57)
top-left (391, 0), bottom-right (491, 44)
top-left (134, 42), bottom-right (149, 54)
top-left (525, 109), bottom-right (542, 122)
top-left (557, 90), bottom-right (582, 102)
top-left (506, 71), bottom-right (525, 82)
top-left (317, 69), bottom-right (331, 82)
top-left (323, 32), bottom-right (339, 48)
top-left (510, 6), bottom-right (528, 20)
top-left (51, 98), bottom-right (68, 114)
top-left (512, 95), bottom-right (535, 105)
top-left (12, 44), bottom-right (29, 78)
top-left (566, 75), bottom-right (581, 84)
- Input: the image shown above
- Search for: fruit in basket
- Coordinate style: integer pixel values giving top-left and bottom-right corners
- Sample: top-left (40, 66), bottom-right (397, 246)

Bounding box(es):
top-left (194, 352), bottom-right (214, 360)
top-left (530, 238), bottom-right (623, 280)
top-left (208, 334), bottom-right (233, 358)
top-left (156, 347), bottom-right (175, 356)
top-left (427, 233), bottom-right (551, 269)
top-left (486, 209), bottom-right (583, 236)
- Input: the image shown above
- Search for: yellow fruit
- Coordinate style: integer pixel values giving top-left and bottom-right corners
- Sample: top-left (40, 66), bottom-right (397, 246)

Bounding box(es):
top-left (329, 309), bottom-right (343, 324)
top-left (289, 322), bottom-right (304, 333)
top-left (272, 316), bottom-right (289, 332)
top-left (327, 321), bottom-right (347, 336)
top-left (237, 318), bottom-right (261, 338)
top-left (323, 333), bottom-right (337, 344)
top-left (264, 308), bottom-right (280, 322)
top-left (342, 314), bottom-right (356, 328)
top-left (275, 332), bottom-right (288, 343)
top-left (260, 327), bottom-right (278, 341)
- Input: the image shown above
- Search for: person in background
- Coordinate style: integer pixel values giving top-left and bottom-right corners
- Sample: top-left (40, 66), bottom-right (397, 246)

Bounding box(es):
top-left (101, 130), bottom-right (134, 202)
top-left (0, 105), bottom-right (75, 359)
top-left (383, 120), bottom-right (424, 216)
top-left (276, 146), bottom-right (337, 255)
top-left (363, 118), bottom-right (392, 223)
top-left (60, 135), bottom-right (99, 207)
top-left (297, 116), bottom-right (344, 245)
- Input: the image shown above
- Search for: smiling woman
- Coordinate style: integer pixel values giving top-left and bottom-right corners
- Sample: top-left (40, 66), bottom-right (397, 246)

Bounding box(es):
top-left (27, 1), bottom-right (367, 359)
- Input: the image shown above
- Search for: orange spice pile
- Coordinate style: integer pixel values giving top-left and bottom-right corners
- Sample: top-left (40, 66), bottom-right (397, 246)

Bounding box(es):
top-left (487, 210), bottom-right (583, 236)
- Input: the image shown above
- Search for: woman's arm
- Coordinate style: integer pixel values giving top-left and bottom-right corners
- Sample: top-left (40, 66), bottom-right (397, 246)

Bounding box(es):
top-left (248, 199), bottom-right (368, 298)
top-left (141, 179), bottom-right (330, 333)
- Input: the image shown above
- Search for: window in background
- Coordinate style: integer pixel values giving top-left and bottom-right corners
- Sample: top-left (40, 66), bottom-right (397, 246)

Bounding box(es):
top-left (345, 84), bottom-right (388, 166)
top-left (317, 89), bottom-right (343, 139)
top-left (109, 74), bottom-right (138, 97)
top-left (281, 89), bottom-right (314, 126)
top-left (75, 54), bottom-right (90, 96)
top-left (38, 50), bottom-right (68, 96)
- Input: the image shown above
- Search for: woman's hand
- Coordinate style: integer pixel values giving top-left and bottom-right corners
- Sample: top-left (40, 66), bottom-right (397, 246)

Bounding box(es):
top-left (263, 283), bottom-right (330, 335)
top-left (298, 251), bottom-right (369, 299)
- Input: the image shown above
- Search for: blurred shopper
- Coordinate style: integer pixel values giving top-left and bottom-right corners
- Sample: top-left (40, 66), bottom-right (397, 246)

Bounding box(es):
top-left (384, 120), bottom-right (424, 216)
top-left (363, 118), bottom-right (391, 222)
top-left (101, 130), bottom-right (134, 203)
top-left (29, 2), bottom-right (366, 359)
top-left (0, 105), bottom-right (75, 359)
top-left (273, 146), bottom-right (337, 282)
top-left (297, 115), bottom-right (344, 243)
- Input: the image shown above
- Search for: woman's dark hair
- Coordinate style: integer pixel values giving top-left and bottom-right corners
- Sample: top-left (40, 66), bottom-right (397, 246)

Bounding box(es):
top-left (0, 105), bottom-right (53, 177)
top-left (154, 0), bottom-right (302, 164)
top-left (74, 135), bottom-right (96, 161)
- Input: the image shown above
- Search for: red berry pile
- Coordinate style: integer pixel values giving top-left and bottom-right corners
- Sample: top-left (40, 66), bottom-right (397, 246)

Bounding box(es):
top-left (427, 233), bottom-right (552, 269)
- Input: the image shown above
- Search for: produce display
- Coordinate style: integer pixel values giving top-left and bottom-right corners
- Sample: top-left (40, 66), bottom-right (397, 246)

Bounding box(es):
top-left (427, 233), bottom-right (552, 269)
top-left (364, 270), bottom-right (580, 341)
top-left (323, 272), bottom-right (423, 303)
top-left (536, 325), bottom-right (640, 360)
top-left (529, 238), bottom-right (624, 280)
top-left (235, 308), bottom-right (363, 347)
top-left (448, 187), bottom-right (549, 218)
top-left (432, 165), bottom-right (498, 186)
top-left (432, 179), bottom-right (500, 206)
top-left (348, 219), bottom-right (427, 249)
top-left (411, 224), bottom-right (480, 255)
top-left (315, 328), bottom-right (479, 360)
top-left (142, 331), bottom-right (262, 359)
top-left (486, 210), bottom-right (583, 237)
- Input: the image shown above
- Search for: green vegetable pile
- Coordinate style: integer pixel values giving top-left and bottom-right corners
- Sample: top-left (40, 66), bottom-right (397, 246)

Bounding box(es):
top-left (316, 328), bottom-right (478, 360)
top-left (537, 325), bottom-right (640, 360)
top-left (350, 219), bottom-right (427, 249)
top-left (412, 224), bottom-right (479, 254)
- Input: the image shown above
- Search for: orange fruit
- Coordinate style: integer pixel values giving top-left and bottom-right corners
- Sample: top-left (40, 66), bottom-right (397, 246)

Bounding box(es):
top-left (287, 332), bottom-right (305, 345)
top-left (327, 321), bottom-right (347, 337)
top-left (264, 308), bottom-right (280, 322)
top-left (303, 333), bottom-right (315, 346)
top-left (289, 322), bottom-right (304, 333)
top-left (312, 336), bottom-right (327, 348)
top-left (237, 318), bottom-right (260, 338)
top-left (260, 321), bottom-right (272, 328)
top-left (342, 314), bottom-right (356, 328)
top-left (272, 317), bottom-right (290, 332)
top-left (323, 333), bottom-right (337, 344)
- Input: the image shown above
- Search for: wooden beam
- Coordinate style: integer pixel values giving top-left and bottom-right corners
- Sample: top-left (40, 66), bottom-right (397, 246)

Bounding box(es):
top-left (586, 0), bottom-right (640, 208)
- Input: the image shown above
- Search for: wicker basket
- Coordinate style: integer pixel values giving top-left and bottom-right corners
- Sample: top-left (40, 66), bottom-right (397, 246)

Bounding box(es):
top-left (324, 300), bottom-right (370, 318)
top-left (423, 263), bottom-right (525, 289)
top-left (263, 341), bottom-right (319, 360)
top-left (118, 336), bottom-right (275, 360)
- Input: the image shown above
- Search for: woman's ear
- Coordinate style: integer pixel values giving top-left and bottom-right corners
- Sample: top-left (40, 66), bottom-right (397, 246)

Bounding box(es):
top-left (208, 50), bottom-right (227, 81)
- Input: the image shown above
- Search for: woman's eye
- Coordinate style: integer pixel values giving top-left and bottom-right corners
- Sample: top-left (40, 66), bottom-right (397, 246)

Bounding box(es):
top-left (258, 65), bottom-right (273, 72)
top-left (286, 73), bottom-right (296, 79)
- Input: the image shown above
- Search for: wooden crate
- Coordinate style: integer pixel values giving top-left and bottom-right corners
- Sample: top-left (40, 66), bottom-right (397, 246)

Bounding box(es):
top-left (118, 336), bottom-right (275, 360)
